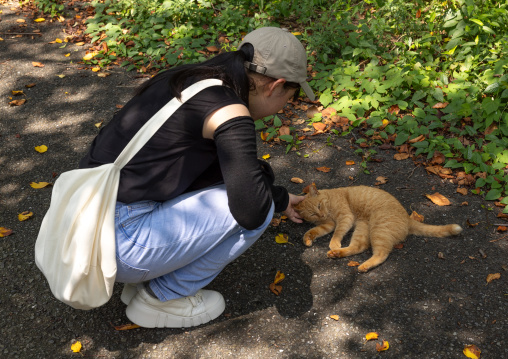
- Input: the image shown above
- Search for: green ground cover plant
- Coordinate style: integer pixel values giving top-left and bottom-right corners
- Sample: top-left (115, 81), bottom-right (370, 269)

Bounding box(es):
top-left (31, 0), bottom-right (508, 211)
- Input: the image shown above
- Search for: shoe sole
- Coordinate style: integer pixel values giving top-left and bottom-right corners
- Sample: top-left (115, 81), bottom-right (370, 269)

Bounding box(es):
top-left (125, 295), bottom-right (226, 328)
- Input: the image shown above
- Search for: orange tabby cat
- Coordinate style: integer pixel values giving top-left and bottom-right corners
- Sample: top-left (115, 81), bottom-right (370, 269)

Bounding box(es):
top-left (294, 184), bottom-right (462, 272)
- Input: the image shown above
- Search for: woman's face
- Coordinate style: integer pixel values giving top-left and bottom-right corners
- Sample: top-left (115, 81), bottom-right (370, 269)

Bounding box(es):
top-left (248, 79), bottom-right (297, 120)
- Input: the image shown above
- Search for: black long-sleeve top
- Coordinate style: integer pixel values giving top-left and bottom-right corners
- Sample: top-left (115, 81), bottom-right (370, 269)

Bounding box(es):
top-left (79, 78), bottom-right (289, 230)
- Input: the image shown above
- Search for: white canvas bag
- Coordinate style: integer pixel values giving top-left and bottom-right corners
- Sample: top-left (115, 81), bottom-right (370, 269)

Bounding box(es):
top-left (35, 79), bottom-right (223, 310)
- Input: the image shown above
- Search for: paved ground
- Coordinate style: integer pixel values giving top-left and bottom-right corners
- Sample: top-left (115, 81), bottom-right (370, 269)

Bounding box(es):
top-left (1, 1), bottom-right (507, 358)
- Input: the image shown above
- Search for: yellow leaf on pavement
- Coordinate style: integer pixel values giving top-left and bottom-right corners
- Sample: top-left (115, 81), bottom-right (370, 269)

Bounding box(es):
top-left (35, 145), bottom-right (48, 153)
top-left (329, 315), bottom-right (339, 321)
top-left (92, 67), bottom-right (101, 72)
top-left (486, 273), bottom-right (500, 284)
top-left (64, 53), bottom-right (70, 57)
top-left (262, 154), bottom-right (270, 160)
top-left (274, 271), bottom-right (285, 284)
top-left (30, 182), bottom-right (52, 189)
top-left (365, 332), bottom-right (379, 341)
top-left (34, 18), bottom-right (46, 22)
top-left (376, 340), bottom-right (389, 352)
top-left (83, 51), bottom-right (99, 61)
top-left (463, 344), bottom-right (481, 359)
top-left (11, 90), bottom-right (24, 95)
top-left (0, 227), bottom-right (14, 237)
top-left (275, 233), bottom-right (292, 245)
top-left (291, 177), bottom-right (304, 184)
top-left (71, 341), bottom-right (82, 353)
top-left (18, 211), bottom-right (33, 221)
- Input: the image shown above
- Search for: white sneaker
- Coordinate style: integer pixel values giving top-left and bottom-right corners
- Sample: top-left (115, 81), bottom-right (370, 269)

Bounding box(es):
top-left (120, 283), bottom-right (139, 305)
top-left (126, 288), bottom-right (226, 328)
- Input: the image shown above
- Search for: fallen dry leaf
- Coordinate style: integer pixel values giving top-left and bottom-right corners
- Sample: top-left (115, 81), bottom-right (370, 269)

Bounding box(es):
top-left (365, 332), bottom-right (379, 341)
top-left (497, 226), bottom-right (507, 232)
top-left (408, 134), bottom-right (425, 143)
top-left (345, 161), bottom-right (355, 165)
top-left (0, 227), bottom-right (14, 237)
top-left (486, 273), bottom-right (500, 284)
top-left (432, 102), bottom-right (449, 109)
top-left (306, 105), bottom-right (320, 119)
top-left (329, 315), bottom-right (339, 321)
top-left (206, 45), bottom-right (219, 52)
top-left (34, 18), bottom-right (45, 22)
top-left (375, 176), bottom-right (388, 185)
top-left (376, 340), bottom-right (389, 352)
top-left (25, 83), bottom-right (36, 88)
top-left (30, 182), bottom-right (52, 189)
top-left (114, 323), bottom-right (141, 330)
top-left (426, 193), bottom-right (451, 206)
top-left (410, 211), bottom-right (425, 222)
top-left (457, 187), bottom-right (468, 195)
top-left (291, 177), bottom-right (304, 184)
top-left (269, 282), bottom-right (282, 295)
top-left (262, 154), bottom-right (270, 160)
top-left (316, 166), bottom-right (331, 173)
top-left (270, 217), bottom-right (281, 227)
top-left (16, 19), bottom-right (26, 23)
top-left (463, 344), bottom-right (481, 359)
top-left (313, 122), bottom-right (326, 132)
top-left (18, 211), bottom-right (33, 221)
top-left (260, 132), bottom-right (269, 141)
top-left (394, 153), bottom-right (410, 160)
top-left (35, 145), bottom-right (48, 153)
top-left (9, 99), bottom-right (26, 106)
top-left (347, 261), bottom-right (360, 267)
top-left (438, 252), bottom-right (445, 259)
top-left (32, 61), bottom-right (44, 67)
top-left (71, 341), bottom-right (82, 353)
top-left (11, 90), bottom-right (24, 96)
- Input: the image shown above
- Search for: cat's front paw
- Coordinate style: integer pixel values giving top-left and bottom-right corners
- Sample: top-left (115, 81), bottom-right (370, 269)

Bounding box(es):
top-left (303, 236), bottom-right (313, 247)
top-left (327, 249), bottom-right (341, 258)
top-left (303, 232), bottom-right (316, 247)
top-left (357, 263), bottom-right (370, 272)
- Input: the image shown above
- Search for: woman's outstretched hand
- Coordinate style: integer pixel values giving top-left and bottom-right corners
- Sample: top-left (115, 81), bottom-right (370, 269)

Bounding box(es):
top-left (283, 193), bottom-right (305, 223)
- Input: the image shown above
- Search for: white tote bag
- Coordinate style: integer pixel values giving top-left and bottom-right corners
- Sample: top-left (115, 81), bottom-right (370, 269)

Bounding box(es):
top-left (35, 79), bottom-right (223, 310)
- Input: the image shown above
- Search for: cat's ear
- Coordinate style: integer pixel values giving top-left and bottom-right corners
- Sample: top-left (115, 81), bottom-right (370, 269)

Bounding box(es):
top-left (309, 182), bottom-right (319, 197)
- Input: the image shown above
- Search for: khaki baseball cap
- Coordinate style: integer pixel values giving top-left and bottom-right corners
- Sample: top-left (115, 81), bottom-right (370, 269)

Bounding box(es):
top-left (239, 27), bottom-right (315, 101)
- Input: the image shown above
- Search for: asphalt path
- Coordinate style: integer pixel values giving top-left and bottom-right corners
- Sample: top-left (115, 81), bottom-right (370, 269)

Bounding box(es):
top-left (1, 1), bottom-right (507, 358)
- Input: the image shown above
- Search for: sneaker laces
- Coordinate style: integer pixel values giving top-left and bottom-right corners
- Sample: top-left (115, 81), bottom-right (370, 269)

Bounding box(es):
top-left (187, 291), bottom-right (203, 307)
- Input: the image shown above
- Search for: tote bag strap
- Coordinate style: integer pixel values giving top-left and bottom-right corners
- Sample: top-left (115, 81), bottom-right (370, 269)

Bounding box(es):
top-left (114, 78), bottom-right (223, 168)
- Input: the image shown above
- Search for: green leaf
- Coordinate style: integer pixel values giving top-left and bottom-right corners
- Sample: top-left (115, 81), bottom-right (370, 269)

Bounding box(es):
top-left (485, 188), bottom-right (502, 201)
top-left (319, 89), bottom-right (333, 107)
top-left (279, 135), bottom-right (294, 142)
top-left (394, 132), bottom-right (409, 146)
top-left (469, 18), bottom-right (484, 26)
top-left (482, 26), bottom-right (495, 34)
top-left (273, 116), bottom-right (282, 127)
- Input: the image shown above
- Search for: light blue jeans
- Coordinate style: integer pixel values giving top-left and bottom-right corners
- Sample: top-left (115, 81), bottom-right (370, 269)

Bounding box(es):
top-left (114, 184), bottom-right (274, 302)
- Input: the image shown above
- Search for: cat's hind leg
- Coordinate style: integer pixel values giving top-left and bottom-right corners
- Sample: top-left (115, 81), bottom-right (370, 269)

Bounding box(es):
top-left (303, 221), bottom-right (335, 247)
top-left (328, 219), bottom-right (369, 258)
top-left (357, 232), bottom-right (395, 272)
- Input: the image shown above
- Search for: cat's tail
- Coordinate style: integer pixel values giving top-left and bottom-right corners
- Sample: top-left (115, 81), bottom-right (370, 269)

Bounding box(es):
top-left (408, 219), bottom-right (463, 238)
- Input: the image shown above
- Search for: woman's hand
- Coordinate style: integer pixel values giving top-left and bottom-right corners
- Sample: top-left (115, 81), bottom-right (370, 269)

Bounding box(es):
top-left (283, 193), bottom-right (305, 223)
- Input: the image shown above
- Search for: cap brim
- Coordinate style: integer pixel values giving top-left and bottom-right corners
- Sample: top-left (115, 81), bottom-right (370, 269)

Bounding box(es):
top-left (300, 81), bottom-right (315, 101)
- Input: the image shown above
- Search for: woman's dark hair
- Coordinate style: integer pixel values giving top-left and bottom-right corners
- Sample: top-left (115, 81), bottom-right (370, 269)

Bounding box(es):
top-left (135, 43), bottom-right (255, 105)
top-left (135, 43), bottom-right (301, 104)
